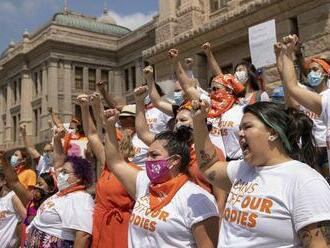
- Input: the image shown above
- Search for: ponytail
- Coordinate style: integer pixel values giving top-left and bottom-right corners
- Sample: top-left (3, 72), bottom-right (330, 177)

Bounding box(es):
top-left (285, 108), bottom-right (318, 168)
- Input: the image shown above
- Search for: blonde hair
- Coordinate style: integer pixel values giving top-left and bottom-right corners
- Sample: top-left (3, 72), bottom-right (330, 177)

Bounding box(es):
top-left (119, 130), bottom-right (135, 160)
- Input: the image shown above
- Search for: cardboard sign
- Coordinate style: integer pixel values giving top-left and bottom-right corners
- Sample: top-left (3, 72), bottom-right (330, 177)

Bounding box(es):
top-left (249, 19), bottom-right (277, 68)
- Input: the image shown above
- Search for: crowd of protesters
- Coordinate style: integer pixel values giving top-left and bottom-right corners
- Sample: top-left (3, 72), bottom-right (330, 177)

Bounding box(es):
top-left (0, 34), bottom-right (330, 248)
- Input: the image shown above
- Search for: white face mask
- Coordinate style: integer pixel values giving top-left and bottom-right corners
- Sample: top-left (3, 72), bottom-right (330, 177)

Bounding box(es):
top-left (235, 71), bottom-right (249, 84)
top-left (56, 172), bottom-right (71, 191)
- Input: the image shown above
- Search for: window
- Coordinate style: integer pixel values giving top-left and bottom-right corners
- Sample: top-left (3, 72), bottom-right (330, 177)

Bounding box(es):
top-left (88, 69), bottom-right (96, 90)
top-left (125, 69), bottom-right (129, 91)
top-left (101, 70), bottom-right (108, 83)
top-left (39, 70), bottom-right (43, 92)
top-left (13, 116), bottom-right (17, 142)
top-left (18, 78), bottom-right (21, 101)
top-left (75, 67), bottom-right (83, 89)
top-left (3, 87), bottom-right (7, 110)
top-left (74, 105), bottom-right (82, 123)
top-left (34, 109), bottom-right (38, 136)
top-left (210, 0), bottom-right (227, 12)
top-left (33, 72), bottom-right (39, 96)
top-left (131, 66), bottom-right (136, 89)
top-left (13, 81), bottom-right (17, 103)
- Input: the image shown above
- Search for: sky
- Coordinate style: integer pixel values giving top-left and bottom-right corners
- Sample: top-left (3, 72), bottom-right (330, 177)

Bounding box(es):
top-left (0, 0), bottom-right (159, 53)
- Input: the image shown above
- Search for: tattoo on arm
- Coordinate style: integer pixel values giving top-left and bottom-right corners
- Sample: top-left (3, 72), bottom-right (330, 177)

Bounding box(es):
top-left (199, 150), bottom-right (218, 169)
top-left (298, 221), bottom-right (330, 248)
top-left (206, 170), bottom-right (217, 182)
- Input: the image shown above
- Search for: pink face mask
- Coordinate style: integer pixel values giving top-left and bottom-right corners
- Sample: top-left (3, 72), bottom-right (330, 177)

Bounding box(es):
top-left (145, 158), bottom-right (171, 184)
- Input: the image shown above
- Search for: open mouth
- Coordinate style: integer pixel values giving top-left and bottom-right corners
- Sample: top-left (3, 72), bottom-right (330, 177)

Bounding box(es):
top-left (240, 139), bottom-right (250, 156)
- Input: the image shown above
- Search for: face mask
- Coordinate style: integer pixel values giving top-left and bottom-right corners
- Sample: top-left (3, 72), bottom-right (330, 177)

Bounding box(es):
top-left (174, 91), bottom-right (184, 106)
top-left (308, 71), bottom-right (324, 87)
top-left (10, 155), bottom-right (19, 167)
top-left (67, 128), bottom-right (76, 134)
top-left (144, 95), bottom-right (151, 105)
top-left (235, 71), bottom-right (248, 84)
top-left (145, 158), bottom-right (172, 184)
top-left (43, 153), bottom-right (54, 166)
top-left (56, 172), bottom-right (71, 191)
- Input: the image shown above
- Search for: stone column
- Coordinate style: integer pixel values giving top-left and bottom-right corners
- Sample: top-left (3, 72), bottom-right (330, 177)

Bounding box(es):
top-left (20, 64), bottom-right (33, 139)
top-left (63, 62), bottom-right (73, 123)
top-left (83, 66), bottom-right (89, 92)
top-left (113, 70), bottom-right (123, 96)
top-left (47, 59), bottom-right (59, 112)
top-left (5, 82), bottom-right (13, 145)
top-left (40, 63), bottom-right (49, 139)
top-left (0, 88), bottom-right (4, 145)
top-left (96, 68), bottom-right (101, 83)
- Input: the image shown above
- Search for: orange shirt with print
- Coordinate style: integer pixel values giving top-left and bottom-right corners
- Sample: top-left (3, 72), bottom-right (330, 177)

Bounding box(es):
top-left (18, 169), bottom-right (36, 189)
top-left (92, 163), bottom-right (140, 248)
top-left (188, 145), bottom-right (225, 193)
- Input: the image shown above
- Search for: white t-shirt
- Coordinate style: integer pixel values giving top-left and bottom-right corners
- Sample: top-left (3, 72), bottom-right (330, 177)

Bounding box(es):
top-left (321, 90), bottom-right (330, 169)
top-left (128, 172), bottom-right (219, 248)
top-left (220, 159), bottom-right (330, 248)
top-left (0, 191), bottom-right (20, 248)
top-left (299, 87), bottom-right (329, 147)
top-left (145, 107), bottom-right (171, 134)
top-left (28, 191), bottom-right (94, 241)
top-left (209, 104), bottom-right (243, 160)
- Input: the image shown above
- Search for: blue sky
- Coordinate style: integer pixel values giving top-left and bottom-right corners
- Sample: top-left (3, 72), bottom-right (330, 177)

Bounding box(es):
top-left (0, 0), bottom-right (158, 53)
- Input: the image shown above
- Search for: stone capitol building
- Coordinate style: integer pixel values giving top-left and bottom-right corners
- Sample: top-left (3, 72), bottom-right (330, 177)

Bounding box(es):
top-left (0, 0), bottom-right (329, 150)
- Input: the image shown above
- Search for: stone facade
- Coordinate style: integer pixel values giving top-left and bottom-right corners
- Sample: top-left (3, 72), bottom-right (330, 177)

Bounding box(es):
top-left (0, 0), bottom-right (329, 150)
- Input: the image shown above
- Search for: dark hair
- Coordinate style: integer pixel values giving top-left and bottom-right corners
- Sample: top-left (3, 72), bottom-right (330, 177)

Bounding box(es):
top-left (0, 172), bottom-right (5, 181)
top-left (39, 173), bottom-right (57, 194)
top-left (235, 61), bottom-right (260, 91)
top-left (65, 156), bottom-right (94, 187)
top-left (154, 130), bottom-right (191, 174)
top-left (244, 102), bottom-right (318, 168)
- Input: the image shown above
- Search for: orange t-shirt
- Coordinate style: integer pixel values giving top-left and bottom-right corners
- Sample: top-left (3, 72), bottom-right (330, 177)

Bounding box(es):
top-left (92, 163), bottom-right (140, 248)
top-left (187, 145), bottom-right (225, 193)
top-left (18, 169), bottom-right (36, 189)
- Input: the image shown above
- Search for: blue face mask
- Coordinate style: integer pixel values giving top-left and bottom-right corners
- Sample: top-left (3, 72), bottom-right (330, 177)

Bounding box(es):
top-left (56, 172), bottom-right (71, 191)
top-left (174, 91), bottom-right (184, 106)
top-left (10, 155), bottom-right (19, 167)
top-left (308, 71), bottom-right (324, 87)
top-left (144, 95), bottom-right (151, 105)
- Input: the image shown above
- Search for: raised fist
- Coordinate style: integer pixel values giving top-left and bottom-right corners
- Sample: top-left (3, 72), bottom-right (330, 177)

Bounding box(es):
top-left (54, 127), bottom-right (66, 140)
top-left (104, 109), bottom-right (119, 126)
top-left (89, 92), bottom-right (101, 105)
top-left (134, 86), bottom-right (148, 102)
top-left (19, 124), bottom-right (27, 137)
top-left (168, 49), bottom-right (179, 60)
top-left (96, 80), bottom-right (106, 91)
top-left (77, 94), bottom-right (89, 106)
top-left (201, 42), bottom-right (211, 52)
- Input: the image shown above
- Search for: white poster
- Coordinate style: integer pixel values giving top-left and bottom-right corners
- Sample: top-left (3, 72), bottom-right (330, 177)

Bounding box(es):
top-left (249, 19), bottom-right (277, 68)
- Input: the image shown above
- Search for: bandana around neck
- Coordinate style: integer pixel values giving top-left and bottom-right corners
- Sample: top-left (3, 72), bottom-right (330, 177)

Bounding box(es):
top-left (149, 174), bottom-right (188, 211)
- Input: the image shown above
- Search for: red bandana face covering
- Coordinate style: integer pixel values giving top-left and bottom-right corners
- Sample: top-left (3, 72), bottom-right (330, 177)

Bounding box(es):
top-left (208, 74), bottom-right (245, 118)
top-left (208, 89), bottom-right (236, 118)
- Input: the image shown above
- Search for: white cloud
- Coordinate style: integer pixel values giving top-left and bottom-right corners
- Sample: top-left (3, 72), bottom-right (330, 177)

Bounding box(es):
top-left (109, 10), bottom-right (157, 30)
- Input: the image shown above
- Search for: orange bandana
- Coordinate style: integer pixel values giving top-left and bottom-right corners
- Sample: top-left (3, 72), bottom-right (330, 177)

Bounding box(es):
top-left (208, 74), bottom-right (244, 118)
top-left (311, 58), bottom-right (330, 75)
top-left (57, 183), bottom-right (86, 197)
top-left (149, 174), bottom-right (188, 211)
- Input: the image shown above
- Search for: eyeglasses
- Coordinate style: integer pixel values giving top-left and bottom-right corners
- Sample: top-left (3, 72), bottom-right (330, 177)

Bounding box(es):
top-left (60, 169), bottom-right (75, 175)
